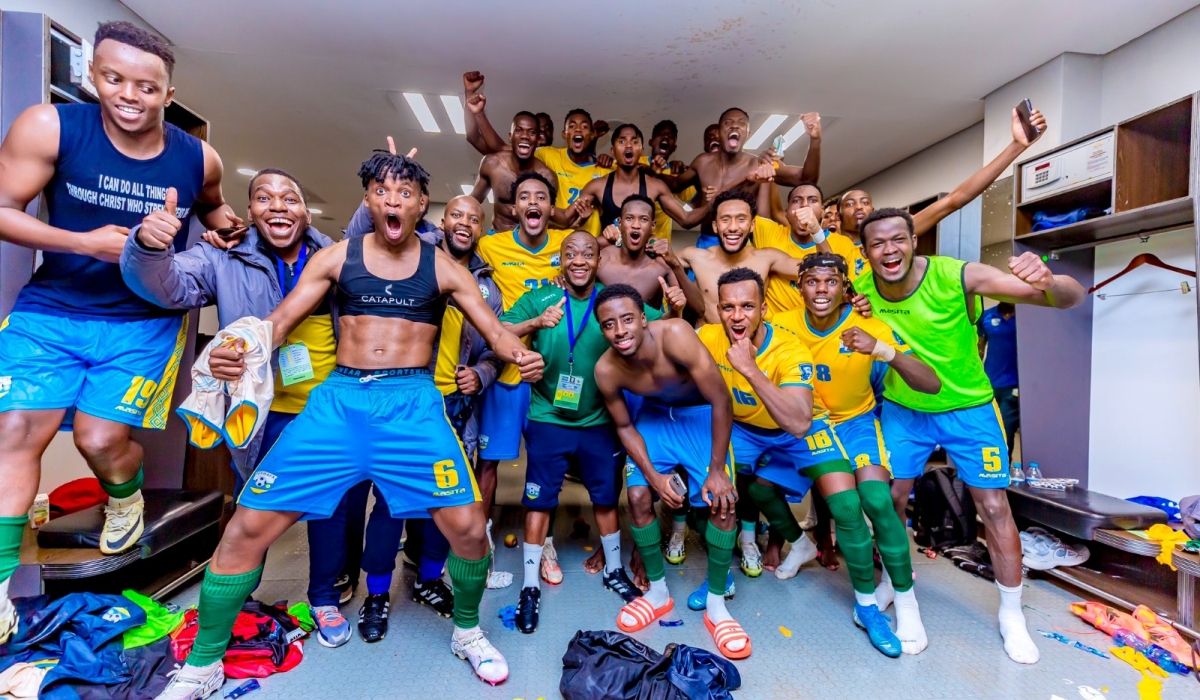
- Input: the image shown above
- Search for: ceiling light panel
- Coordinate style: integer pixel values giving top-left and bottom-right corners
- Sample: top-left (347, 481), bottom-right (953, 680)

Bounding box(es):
top-left (441, 95), bottom-right (466, 135)
top-left (402, 93), bottom-right (441, 133)
top-left (744, 114), bottom-right (788, 150)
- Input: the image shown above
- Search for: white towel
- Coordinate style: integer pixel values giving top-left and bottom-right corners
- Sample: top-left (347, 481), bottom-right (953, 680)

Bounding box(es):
top-left (177, 317), bottom-right (275, 450)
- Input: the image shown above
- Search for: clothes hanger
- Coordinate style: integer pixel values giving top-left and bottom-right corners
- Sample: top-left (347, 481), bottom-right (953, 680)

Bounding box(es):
top-left (1088, 253), bottom-right (1195, 294)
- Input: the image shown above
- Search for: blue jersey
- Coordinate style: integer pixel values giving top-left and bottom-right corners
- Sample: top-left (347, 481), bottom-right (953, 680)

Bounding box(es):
top-left (977, 306), bottom-right (1018, 388)
top-left (14, 104), bottom-right (205, 319)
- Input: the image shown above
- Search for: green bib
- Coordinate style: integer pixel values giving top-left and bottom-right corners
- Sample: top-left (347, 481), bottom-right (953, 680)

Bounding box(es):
top-left (858, 256), bottom-right (993, 412)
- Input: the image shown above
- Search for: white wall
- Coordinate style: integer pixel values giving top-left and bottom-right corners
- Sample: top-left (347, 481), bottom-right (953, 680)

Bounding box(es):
top-left (848, 122), bottom-right (984, 208)
top-left (1099, 5), bottom-right (1200, 126)
top-left (1089, 228), bottom-right (1199, 499)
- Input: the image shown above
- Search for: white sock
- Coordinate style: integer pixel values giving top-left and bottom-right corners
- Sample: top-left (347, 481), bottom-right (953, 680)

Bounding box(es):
top-left (775, 536), bottom-right (818, 580)
top-left (601, 532), bottom-right (622, 574)
top-left (0, 579), bottom-right (11, 616)
top-left (854, 590), bottom-right (878, 608)
top-left (893, 587), bottom-right (928, 654)
top-left (997, 582), bottom-right (1039, 664)
top-left (453, 624), bottom-right (481, 641)
top-left (875, 566), bottom-right (895, 612)
top-left (672, 518), bottom-right (687, 535)
top-left (178, 659), bottom-right (221, 679)
top-left (109, 490), bottom-right (143, 510)
top-left (620, 578), bottom-right (669, 628)
top-left (544, 536), bottom-right (554, 549)
top-left (738, 527), bottom-right (755, 546)
top-left (486, 520), bottom-right (494, 551)
top-left (522, 543), bottom-right (543, 590)
top-left (705, 593), bottom-right (746, 652)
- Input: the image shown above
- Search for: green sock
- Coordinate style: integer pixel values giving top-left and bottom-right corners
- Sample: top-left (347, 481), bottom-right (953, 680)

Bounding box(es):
top-left (824, 489), bottom-right (876, 595)
top-left (672, 512), bottom-right (688, 525)
top-left (447, 550), bottom-right (490, 629)
top-left (747, 480), bottom-right (802, 543)
top-left (188, 565), bottom-right (262, 667)
top-left (705, 521), bottom-right (736, 595)
top-left (100, 466), bottom-right (144, 500)
top-left (739, 519), bottom-right (756, 535)
top-left (0, 516), bottom-right (26, 585)
top-left (858, 480), bottom-right (914, 592)
top-left (631, 520), bottom-right (666, 582)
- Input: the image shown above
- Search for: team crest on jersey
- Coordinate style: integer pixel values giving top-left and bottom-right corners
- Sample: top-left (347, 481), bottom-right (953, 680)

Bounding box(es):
top-left (837, 342), bottom-right (853, 354)
top-left (525, 482), bottom-right (541, 499)
top-left (624, 459), bottom-right (635, 478)
top-left (799, 364), bottom-right (814, 382)
top-left (479, 435), bottom-right (490, 449)
top-left (0, 376), bottom-right (10, 399)
top-left (102, 606), bottom-right (131, 624)
top-left (990, 318), bottom-right (1000, 327)
top-left (479, 284), bottom-right (491, 300)
top-left (550, 254), bottom-right (561, 267)
top-left (855, 259), bottom-right (865, 275)
top-left (249, 471), bottom-right (277, 494)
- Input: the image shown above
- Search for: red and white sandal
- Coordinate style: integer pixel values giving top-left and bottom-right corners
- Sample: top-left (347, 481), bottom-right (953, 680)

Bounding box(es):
top-left (704, 613), bottom-right (753, 660)
top-left (616, 597), bottom-right (675, 633)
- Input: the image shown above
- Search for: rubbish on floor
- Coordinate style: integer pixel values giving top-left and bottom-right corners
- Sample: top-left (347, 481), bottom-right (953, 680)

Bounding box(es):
top-left (1135, 671), bottom-right (1163, 700)
top-left (498, 605), bottom-right (517, 630)
top-left (560, 630), bottom-right (740, 700)
top-left (1144, 524), bottom-right (1189, 569)
top-left (1131, 605), bottom-right (1196, 669)
top-left (1036, 630), bottom-right (1108, 659)
top-left (778, 626), bottom-right (792, 637)
top-left (1021, 528), bottom-right (1090, 570)
top-left (504, 534), bottom-right (518, 547)
top-left (1077, 686), bottom-right (1106, 700)
top-left (226, 678), bottom-right (262, 698)
top-left (1070, 602), bottom-right (1149, 640)
top-left (1112, 629), bottom-right (1190, 675)
top-left (1111, 646), bottom-right (1168, 678)
top-left (658, 619), bottom-right (684, 627)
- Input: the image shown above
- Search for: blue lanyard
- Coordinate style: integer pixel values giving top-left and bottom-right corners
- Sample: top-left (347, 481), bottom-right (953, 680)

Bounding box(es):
top-left (274, 244), bottom-right (307, 296)
top-left (563, 287), bottom-right (597, 370)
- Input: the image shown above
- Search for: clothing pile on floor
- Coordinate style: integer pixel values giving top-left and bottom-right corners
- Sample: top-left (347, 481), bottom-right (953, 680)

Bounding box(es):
top-left (0, 591), bottom-right (310, 698)
top-left (560, 629), bottom-right (741, 700)
top-left (1071, 601), bottom-right (1197, 671)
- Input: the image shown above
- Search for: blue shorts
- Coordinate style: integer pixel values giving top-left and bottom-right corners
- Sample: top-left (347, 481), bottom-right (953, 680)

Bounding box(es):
top-left (622, 403), bottom-right (734, 508)
top-left (882, 400), bottom-right (1009, 489)
top-left (0, 311), bottom-right (187, 429)
top-left (478, 381), bottom-right (529, 460)
top-left (522, 420), bottom-right (622, 509)
top-left (240, 368), bottom-right (479, 520)
top-left (736, 419), bottom-right (847, 501)
top-left (834, 411), bottom-right (890, 471)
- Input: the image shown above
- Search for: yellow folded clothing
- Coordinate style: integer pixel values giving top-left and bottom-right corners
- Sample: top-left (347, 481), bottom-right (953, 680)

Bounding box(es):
top-left (1145, 523), bottom-right (1189, 570)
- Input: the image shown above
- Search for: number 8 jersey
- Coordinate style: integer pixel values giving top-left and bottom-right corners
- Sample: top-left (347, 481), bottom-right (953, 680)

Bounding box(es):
top-left (696, 322), bottom-right (828, 429)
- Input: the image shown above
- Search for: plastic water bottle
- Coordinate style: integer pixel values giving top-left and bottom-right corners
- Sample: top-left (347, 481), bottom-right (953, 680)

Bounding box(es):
top-left (1027, 462), bottom-right (1044, 481)
top-left (1010, 461), bottom-right (1025, 483)
top-left (1112, 629), bottom-right (1191, 675)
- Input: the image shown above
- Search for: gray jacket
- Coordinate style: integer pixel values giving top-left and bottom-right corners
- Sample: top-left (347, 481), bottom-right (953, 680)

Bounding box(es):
top-left (120, 225), bottom-right (336, 475)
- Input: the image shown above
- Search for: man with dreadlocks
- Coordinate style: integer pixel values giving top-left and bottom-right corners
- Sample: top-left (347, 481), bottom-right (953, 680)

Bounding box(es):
top-left (156, 152), bottom-right (544, 698)
top-left (771, 252), bottom-right (941, 656)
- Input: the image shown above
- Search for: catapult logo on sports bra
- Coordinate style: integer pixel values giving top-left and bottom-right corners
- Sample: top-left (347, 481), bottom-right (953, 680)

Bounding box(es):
top-left (359, 292), bottom-right (418, 306)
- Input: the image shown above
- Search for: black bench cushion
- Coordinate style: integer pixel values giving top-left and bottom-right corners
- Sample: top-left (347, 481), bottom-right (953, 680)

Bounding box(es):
top-left (1007, 483), bottom-right (1168, 540)
top-left (37, 489), bottom-right (223, 554)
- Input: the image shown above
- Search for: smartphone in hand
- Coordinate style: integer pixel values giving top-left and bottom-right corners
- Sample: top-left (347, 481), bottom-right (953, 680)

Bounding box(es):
top-left (1015, 99), bottom-right (1040, 142)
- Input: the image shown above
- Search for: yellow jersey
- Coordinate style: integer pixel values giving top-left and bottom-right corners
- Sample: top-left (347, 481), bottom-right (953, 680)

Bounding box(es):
top-left (272, 313), bottom-right (337, 414)
top-left (434, 306), bottom-right (465, 396)
top-left (697, 322), bottom-right (825, 429)
top-left (477, 226), bottom-right (572, 384)
top-left (536, 146), bottom-right (611, 235)
top-left (772, 305), bottom-right (910, 423)
top-left (752, 216), bottom-right (816, 318)
top-left (828, 233), bottom-right (868, 281)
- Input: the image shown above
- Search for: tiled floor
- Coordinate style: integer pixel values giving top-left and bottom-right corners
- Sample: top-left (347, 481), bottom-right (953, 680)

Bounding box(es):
top-left (167, 489), bottom-right (1195, 700)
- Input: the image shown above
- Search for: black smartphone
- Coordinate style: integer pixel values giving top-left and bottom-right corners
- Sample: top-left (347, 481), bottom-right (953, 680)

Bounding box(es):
top-left (1015, 99), bottom-right (1040, 142)
top-left (214, 226), bottom-right (247, 240)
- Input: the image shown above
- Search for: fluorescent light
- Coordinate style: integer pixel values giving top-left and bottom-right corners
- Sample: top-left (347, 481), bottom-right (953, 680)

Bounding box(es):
top-left (778, 118), bottom-right (811, 154)
top-left (744, 114), bottom-right (788, 150)
top-left (308, 208), bottom-right (323, 214)
top-left (461, 184), bottom-right (494, 203)
top-left (236, 168), bottom-right (257, 176)
top-left (441, 95), bottom-right (466, 135)
top-left (403, 93), bottom-right (441, 132)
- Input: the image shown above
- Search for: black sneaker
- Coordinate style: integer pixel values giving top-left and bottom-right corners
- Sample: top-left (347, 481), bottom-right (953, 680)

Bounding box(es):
top-left (602, 567), bottom-right (642, 603)
top-left (412, 577), bottom-right (454, 618)
top-left (357, 593), bottom-right (389, 643)
top-left (516, 586), bottom-right (540, 634)
top-left (335, 574), bottom-right (356, 605)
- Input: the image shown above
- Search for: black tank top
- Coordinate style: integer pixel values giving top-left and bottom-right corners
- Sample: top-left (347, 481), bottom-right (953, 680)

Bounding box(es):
top-left (336, 235), bottom-right (446, 326)
top-left (601, 171), bottom-right (648, 228)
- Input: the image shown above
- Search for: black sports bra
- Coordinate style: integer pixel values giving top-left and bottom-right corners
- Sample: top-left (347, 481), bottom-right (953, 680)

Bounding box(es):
top-left (335, 235), bottom-right (446, 326)
top-left (601, 171), bottom-right (648, 228)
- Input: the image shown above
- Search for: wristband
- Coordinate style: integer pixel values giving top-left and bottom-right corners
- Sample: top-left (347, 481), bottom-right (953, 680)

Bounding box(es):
top-left (812, 228), bottom-right (827, 245)
top-left (871, 340), bottom-right (896, 362)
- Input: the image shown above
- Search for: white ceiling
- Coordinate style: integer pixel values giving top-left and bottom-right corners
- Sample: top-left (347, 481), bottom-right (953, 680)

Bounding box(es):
top-left (124, 0), bottom-right (1198, 231)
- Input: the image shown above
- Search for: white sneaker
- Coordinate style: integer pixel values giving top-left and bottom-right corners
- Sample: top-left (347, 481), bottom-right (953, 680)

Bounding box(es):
top-left (540, 541), bottom-right (562, 585)
top-left (1019, 527), bottom-right (1090, 570)
top-left (740, 540), bottom-right (763, 577)
top-left (155, 661), bottom-right (224, 700)
top-left (101, 492), bottom-right (145, 555)
top-left (665, 529), bottom-right (687, 564)
top-left (451, 629), bottom-right (509, 685)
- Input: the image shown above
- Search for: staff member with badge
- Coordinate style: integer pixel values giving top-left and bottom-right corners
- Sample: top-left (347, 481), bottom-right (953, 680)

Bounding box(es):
top-left (498, 231), bottom-right (683, 633)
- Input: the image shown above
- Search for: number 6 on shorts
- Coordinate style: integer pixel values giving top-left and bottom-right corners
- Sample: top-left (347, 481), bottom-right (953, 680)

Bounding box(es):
top-left (434, 459), bottom-right (460, 489)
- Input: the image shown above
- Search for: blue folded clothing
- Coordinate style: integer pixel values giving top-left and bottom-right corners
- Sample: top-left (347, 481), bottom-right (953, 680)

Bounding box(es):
top-left (1031, 207), bottom-right (1109, 232)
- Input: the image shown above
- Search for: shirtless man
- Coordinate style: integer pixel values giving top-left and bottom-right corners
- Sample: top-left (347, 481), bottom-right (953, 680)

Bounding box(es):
top-left (597, 195), bottom-right (692, 310)
top-left (535, 112), bottom-right (554, 147)
top-left (592, 285), bottom-right (749, 660)
top-left (155, 152), bottom-right (543, 697)
top-left (467, 110), bottom-right (558, 232)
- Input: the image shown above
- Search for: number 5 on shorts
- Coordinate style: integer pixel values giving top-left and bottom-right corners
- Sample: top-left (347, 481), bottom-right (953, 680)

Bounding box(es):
top-left (433, 460), bottom-right (460, 489)
top-left (982, 447), bottom-right (1003, 472)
